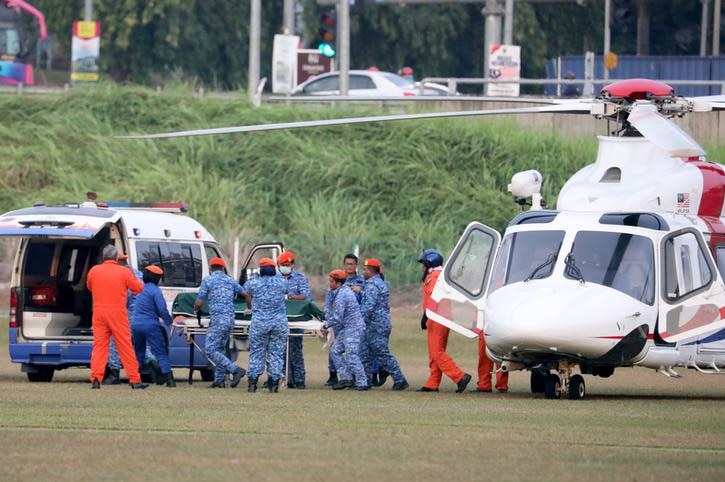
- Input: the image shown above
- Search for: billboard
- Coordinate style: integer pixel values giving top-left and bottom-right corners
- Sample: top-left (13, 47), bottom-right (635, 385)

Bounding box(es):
top-left (71, 21), bottom-right (100, 84)
top-left (486, 44), bottom-right (520, 97)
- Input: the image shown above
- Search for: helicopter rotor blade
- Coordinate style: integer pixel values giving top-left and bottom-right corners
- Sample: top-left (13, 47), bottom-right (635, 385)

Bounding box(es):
top-left (628, 103), bottom-right (705, 158)
top-left (117, 103), bottom-right (592, 140)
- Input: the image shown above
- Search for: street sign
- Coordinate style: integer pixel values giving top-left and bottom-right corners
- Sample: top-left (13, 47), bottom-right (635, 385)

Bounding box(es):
top-left (604, 51), bottom-right (618, 71)
top-left (486, 44), bottom-right (520, 97)
top-left (297, 50), bottom-right (333, 87)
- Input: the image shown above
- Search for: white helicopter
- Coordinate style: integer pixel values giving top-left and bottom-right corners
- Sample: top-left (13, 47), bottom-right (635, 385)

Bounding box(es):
top-left (125, 78), bottom-right (725, 400)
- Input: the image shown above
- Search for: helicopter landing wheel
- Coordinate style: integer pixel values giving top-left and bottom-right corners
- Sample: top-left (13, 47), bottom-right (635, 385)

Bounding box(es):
top-left (568, 374), bottom-right (585, 400)
top-left (544, 374), bottom-right (561, 399)
top-left (530, 369), bottom-right (547, 393)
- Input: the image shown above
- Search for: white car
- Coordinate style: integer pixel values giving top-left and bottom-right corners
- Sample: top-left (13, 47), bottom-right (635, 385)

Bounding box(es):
top-left (293, 70), bottom-right (421, 97)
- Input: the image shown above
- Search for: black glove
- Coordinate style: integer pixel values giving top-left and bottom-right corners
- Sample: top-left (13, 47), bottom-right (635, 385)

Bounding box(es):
top-left (420, 313), bottom-right (428, 331)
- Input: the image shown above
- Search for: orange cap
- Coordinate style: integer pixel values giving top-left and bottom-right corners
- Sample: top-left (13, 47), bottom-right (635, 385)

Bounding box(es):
top-left (329, 269), bottom-right (346, 282)
top-left (145, 265), bottom-right (164, 276)
top-left (210, 257), bottom-right (226, 268)
top-left (364, 258), bottom-right (383, 273)
top-left (278, 251), bottom-right (295, 264)
top-left (117, 253), bottom-right (128, 261)
top-left (259, 257), bottom-right (276, 267)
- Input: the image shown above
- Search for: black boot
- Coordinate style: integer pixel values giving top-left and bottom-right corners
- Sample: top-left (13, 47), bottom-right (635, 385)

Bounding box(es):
top-left (333, 379), bottom-right (354, 390)
top-left (371, 373), bottom-right (379, 387)
top-left (325, 371), bottom-right (338, 387)
top-left (102, 367), bottom-right (120, 385)
top-left (149, 360), bottom-right (164, 385)
top-left (268, 378), bottom-right (279, 393)
top-left (165, 372), bottom-right (176, 388)
top-left (248, 377), bottom-right (258, 393)
top-left (376, 369), bottom-right (390, 387)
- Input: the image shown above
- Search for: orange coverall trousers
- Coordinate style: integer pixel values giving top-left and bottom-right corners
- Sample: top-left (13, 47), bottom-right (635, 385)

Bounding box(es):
top-left (477, 332), bottom-right (508, 392)
top-left (87, 260), bottom-right (144, 384)
top-left (423, 320), bottom-right (465, 388)
top-left (422, 267), bottom-right (465, 388)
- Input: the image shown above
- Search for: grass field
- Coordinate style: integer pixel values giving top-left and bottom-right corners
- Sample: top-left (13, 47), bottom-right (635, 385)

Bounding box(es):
top-left (0, 311), bottom-right (724, 482)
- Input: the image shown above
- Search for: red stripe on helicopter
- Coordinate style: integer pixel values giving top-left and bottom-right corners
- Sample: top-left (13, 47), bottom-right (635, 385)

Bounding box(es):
top-left (594, 334), bottom-right (656, 340)
top-left (691, 160), bottom-right (725, 226)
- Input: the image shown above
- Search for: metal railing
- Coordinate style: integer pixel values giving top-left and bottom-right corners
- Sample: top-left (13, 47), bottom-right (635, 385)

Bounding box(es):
top-left (421, 77), bottom-right (725, 97)
top-left (2, 78), bottom-right (723, 99)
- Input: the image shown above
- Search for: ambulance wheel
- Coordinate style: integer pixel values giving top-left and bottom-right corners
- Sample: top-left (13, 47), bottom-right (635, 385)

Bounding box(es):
top-left (200, 368), bottom-right (215, 382)
top-left (544, 374), bottom-right (561, 399)
top-left (530, 370), bottom-right (546, 393)
top-left (27, 366), bottom-right (54, 382)
top-left (568, 374), bottom-right (585, 400)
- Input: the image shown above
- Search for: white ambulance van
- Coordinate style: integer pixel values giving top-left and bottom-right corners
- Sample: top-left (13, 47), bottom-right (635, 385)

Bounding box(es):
top-left (0, 199), bottom-right (279, 382)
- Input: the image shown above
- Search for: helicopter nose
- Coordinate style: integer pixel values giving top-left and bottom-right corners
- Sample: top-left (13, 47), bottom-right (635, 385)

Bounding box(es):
top-left (484, 280), bottom-right (647, 360)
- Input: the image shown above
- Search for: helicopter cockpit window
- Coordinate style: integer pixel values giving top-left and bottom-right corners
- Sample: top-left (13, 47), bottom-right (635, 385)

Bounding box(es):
top-left (446, 228), bottom-right (498, 298)
top-left (566, 231), bottom-right (655, 304)
top-left (663, 231), bottom-right (713, 303)
top-left (488, 230), bottom-right (565, 294)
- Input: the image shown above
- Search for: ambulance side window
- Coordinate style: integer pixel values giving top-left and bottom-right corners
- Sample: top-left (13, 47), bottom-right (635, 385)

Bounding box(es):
top-left (136, 241), bottom-right (203, 287)
top-left (204, 245), bottom-right (221, 265)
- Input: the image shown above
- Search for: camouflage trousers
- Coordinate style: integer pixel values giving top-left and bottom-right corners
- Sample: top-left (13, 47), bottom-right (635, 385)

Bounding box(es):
top-left (285, 329), bottom-right (306, 385)
top-left (360, 326), bottom-right (406, 384)
top-left (330, 326), bottom-right (367, 388)
top-left (248, 320), bottom-right (289, 381)
top-left (204, 318), bottom-right (237, 383)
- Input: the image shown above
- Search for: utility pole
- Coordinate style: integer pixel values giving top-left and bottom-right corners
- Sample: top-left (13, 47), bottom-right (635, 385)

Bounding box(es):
top-left (482, 0), bottom-right (504, 79)
top-left (248, 0), bottom-right (261, 102)
top-left (338, 0), bottom-right (350, 95)
top-left (714, 0), bottom-right (721, 56)
top-left (701, 0), bottom-right (710, 57)
top-left (84, 0), bottom-right (92, 21)
top-left (635, 0), bottom-right (649, 55)
top-left (503, 0), bottom-right (514, 45)
top-left (604, 0), bottom-right (610, 80)
top-left (284, 0), bottom-right (295, 34)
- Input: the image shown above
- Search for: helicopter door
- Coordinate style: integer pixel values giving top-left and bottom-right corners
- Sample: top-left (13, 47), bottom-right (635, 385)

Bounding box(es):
top-left (426, 222), bottom-right (500, 338)
top-left (659, 229), bottom-right (725, 343)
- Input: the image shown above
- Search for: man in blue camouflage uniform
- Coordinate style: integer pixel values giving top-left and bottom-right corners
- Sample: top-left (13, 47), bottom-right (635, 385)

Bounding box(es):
top-left (194, 257), bottom-right (246, 388)
top-left (104, 253), bottom-right (153, 384)
top-left (242, 257), bottom-right (289, 393)
top-left (326, 253), bottom-right (365, 387)
top-left (325, 270), bottom-right (368, 390)
top-left (276, 251), bottom-right (312, 389)
top-left (359, 258), bottom-right (409, 390)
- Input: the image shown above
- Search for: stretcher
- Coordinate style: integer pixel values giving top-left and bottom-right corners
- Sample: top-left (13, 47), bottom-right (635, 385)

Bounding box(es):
top-left (171, 293), bottom-right (327, 385)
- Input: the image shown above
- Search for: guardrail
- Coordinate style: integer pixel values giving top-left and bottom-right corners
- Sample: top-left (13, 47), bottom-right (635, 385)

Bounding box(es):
top-left (420, 77), bottom-right (725, 97)
top-left (3, 78), bottom-right (723, 99)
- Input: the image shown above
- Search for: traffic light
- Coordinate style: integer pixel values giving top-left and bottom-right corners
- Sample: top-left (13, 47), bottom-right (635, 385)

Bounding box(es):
top-left (318, 10), bottom-right (336, 58)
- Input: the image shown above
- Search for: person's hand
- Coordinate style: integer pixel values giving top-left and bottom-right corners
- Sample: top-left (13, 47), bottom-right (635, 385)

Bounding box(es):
top-left (193, 300), bottom-right (202, 312)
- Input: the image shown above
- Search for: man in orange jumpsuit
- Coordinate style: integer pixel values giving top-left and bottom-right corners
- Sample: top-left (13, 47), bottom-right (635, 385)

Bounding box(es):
top-left (477, 333), bottom-right (508, 393)
top-left (87, 245), bottom-right (147, 389)
top-left (417, 249), bottom-right (471, 393)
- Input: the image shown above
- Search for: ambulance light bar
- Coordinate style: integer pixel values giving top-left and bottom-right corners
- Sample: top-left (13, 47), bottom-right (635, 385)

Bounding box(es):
top-left (100, 202), bottom-right (189, 213)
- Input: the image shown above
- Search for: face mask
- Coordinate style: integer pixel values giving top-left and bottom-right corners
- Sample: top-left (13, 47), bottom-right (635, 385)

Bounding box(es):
top-left (279, 266), bottom-right (292, 275)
